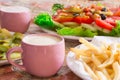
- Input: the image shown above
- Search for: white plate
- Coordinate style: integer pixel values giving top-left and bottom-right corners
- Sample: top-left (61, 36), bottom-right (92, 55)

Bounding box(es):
top-left (66, 36), bottom-right (120, 80)
top-left (41, 28), bottom-right (92, 40)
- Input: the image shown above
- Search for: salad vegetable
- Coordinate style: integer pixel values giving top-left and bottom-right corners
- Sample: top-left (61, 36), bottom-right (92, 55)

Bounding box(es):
top-left (34, 3), bottom-right (120, 37)
top-left (34, 13), bottom-right (65, 30)
top-left (52, 3), bottom-right (64, 14)
top-left (0, 29), bottom-right (23, 60)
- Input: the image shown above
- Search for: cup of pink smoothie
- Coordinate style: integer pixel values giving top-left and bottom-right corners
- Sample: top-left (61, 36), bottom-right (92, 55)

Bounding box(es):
top-left (6, 33), bottom-right (65, 77)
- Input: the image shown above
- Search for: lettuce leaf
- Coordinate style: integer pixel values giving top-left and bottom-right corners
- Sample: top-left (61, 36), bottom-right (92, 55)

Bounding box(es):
top-left (34, 13), bottom-right (54, 29)
top-left (52, 3), bottom-right (64, 14)
top-left (109, 20), bottom-right (120, 36)
top-left (34, 12), bottom-right (65, 30)
top-left (57, 27), bottom-right (97, 37)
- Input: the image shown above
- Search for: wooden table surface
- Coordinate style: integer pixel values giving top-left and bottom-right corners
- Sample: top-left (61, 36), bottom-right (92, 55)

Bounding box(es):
top-left (0, 0), bottom-right (120, 80)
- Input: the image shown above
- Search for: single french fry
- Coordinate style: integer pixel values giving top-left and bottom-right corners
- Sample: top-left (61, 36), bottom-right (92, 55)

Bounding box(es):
top-left (102, 69), bottom-right (112, 80)
top-left (112, 62), bottom-right (120, 80)
top-left (70, 48), bottom-right (90, 56)
top-left (79, 38), bottom-right (100, 52)
top-left (70, 48), bottom-right (84, 59)
top-left (84, 49), bottom-right (98, 55)
top-left (91, 54), bottom-right (101, 66)
top-left (96, 71), bottom-right (108, 80)
top-left (83, 62), bottom-right (98, 80)
top-left (80, 56), bottom-right (92, 63)
top-left (98, 54), bottom-right (114, 68)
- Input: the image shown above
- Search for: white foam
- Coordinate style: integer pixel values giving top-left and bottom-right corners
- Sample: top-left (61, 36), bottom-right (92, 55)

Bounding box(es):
top-left (0, 6), bottom-right (30, 13)
top-left (23, 35), bottom-right (61, 45)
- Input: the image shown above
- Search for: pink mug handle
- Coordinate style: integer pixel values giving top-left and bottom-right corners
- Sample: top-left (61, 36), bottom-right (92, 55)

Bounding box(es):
top-left (6, 47), bottom-right (26, 71)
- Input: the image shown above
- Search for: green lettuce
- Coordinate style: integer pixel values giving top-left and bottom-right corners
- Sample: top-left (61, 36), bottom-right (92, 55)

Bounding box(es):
top-left (52, 3), bottom-right (64, 14)
top-left (57, 27), bottom-right (97, 37)
top-left (34, 13), bottom-right (54, 29)
top-left (109, 20), bottom-right (120, 36)
top-left (34, 12), bottom-right (65, 30)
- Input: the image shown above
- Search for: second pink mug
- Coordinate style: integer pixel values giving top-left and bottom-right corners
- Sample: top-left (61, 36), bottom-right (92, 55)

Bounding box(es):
top-left (6, 33), bottom-right (65, 77)
top-left (0, 6), bottom-right (31, 33)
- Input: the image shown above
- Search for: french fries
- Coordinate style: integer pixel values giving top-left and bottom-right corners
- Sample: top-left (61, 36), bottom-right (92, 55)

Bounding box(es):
top-left (71, 38), bottom-right (120, 80)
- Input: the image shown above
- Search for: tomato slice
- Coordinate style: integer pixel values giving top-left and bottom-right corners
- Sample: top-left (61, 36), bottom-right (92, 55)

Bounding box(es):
top-left (73, 16), bottom-right (94, 24)
top-left (105, 17), bottom-right (116, 27)
top-left (95, 19), bottom-right (114, 30)
top-left (52, 12), bottom-right (73, 23)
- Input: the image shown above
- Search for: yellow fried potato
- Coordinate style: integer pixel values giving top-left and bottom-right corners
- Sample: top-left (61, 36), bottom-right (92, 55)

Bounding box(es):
top-left (96, 71), bottom-right (107, 80)
top-left (112, 62), bottom-right (120, 80)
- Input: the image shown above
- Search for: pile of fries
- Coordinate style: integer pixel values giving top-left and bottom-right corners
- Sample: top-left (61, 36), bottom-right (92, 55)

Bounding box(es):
top-left (71, 38), bottom-right (120, 80)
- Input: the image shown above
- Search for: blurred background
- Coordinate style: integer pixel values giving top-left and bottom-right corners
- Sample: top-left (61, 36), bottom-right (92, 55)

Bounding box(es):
top-left (0, 0), bottom-right (120, 16)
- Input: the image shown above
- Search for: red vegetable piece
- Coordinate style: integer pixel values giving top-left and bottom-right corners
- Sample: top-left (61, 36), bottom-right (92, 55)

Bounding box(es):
top-left (95, 19), bottom-right (114, 30)
top-left (73, 16), bottom-right (94, 24)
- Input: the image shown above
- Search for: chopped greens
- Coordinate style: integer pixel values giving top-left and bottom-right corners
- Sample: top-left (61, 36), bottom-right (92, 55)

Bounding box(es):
top-left (52, 3), bottom-right (64, 14)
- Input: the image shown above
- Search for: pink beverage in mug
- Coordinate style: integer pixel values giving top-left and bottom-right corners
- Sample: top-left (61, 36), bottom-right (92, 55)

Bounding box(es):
top-left (6, 33), bottom-right (65, 77)
top-left (0, 6), bottom-right (31, 33)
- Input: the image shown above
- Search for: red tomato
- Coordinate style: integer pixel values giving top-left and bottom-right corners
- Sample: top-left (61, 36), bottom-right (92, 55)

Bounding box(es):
top-left (52, 13), bottom-right (74, 23)
top-left (73, 16), bottom-right (94, 24)
top-left (95, 19), bottom-right (114, 30)
top-left (105, 17), bottom-right (116, 27)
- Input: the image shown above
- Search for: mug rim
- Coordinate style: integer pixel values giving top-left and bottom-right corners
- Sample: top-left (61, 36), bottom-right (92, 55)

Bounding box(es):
top-left (22, 33), bottom-right (64, 47)
top-left (0, 6), bottom-right (30, 13)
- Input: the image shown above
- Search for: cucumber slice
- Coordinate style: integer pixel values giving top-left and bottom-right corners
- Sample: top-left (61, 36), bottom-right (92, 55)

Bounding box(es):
top-left (93, 23), bottom-right (110, 33)
top-left (1, 52), bottom-right (21, 60)
top-left (81, 23), bottom-right (97, 31)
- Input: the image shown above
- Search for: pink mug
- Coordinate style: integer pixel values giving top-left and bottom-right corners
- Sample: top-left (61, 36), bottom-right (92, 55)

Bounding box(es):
top-left (6, 33), bottom-right (65, 77)
top-left (0, 6), bottom-right (31, 33)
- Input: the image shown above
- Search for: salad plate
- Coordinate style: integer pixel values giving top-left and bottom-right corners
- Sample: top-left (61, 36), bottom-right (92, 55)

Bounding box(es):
top-left (0, 29), bottom-right (23, 66)
top-left (34, 3), bottom-right (120, 40)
